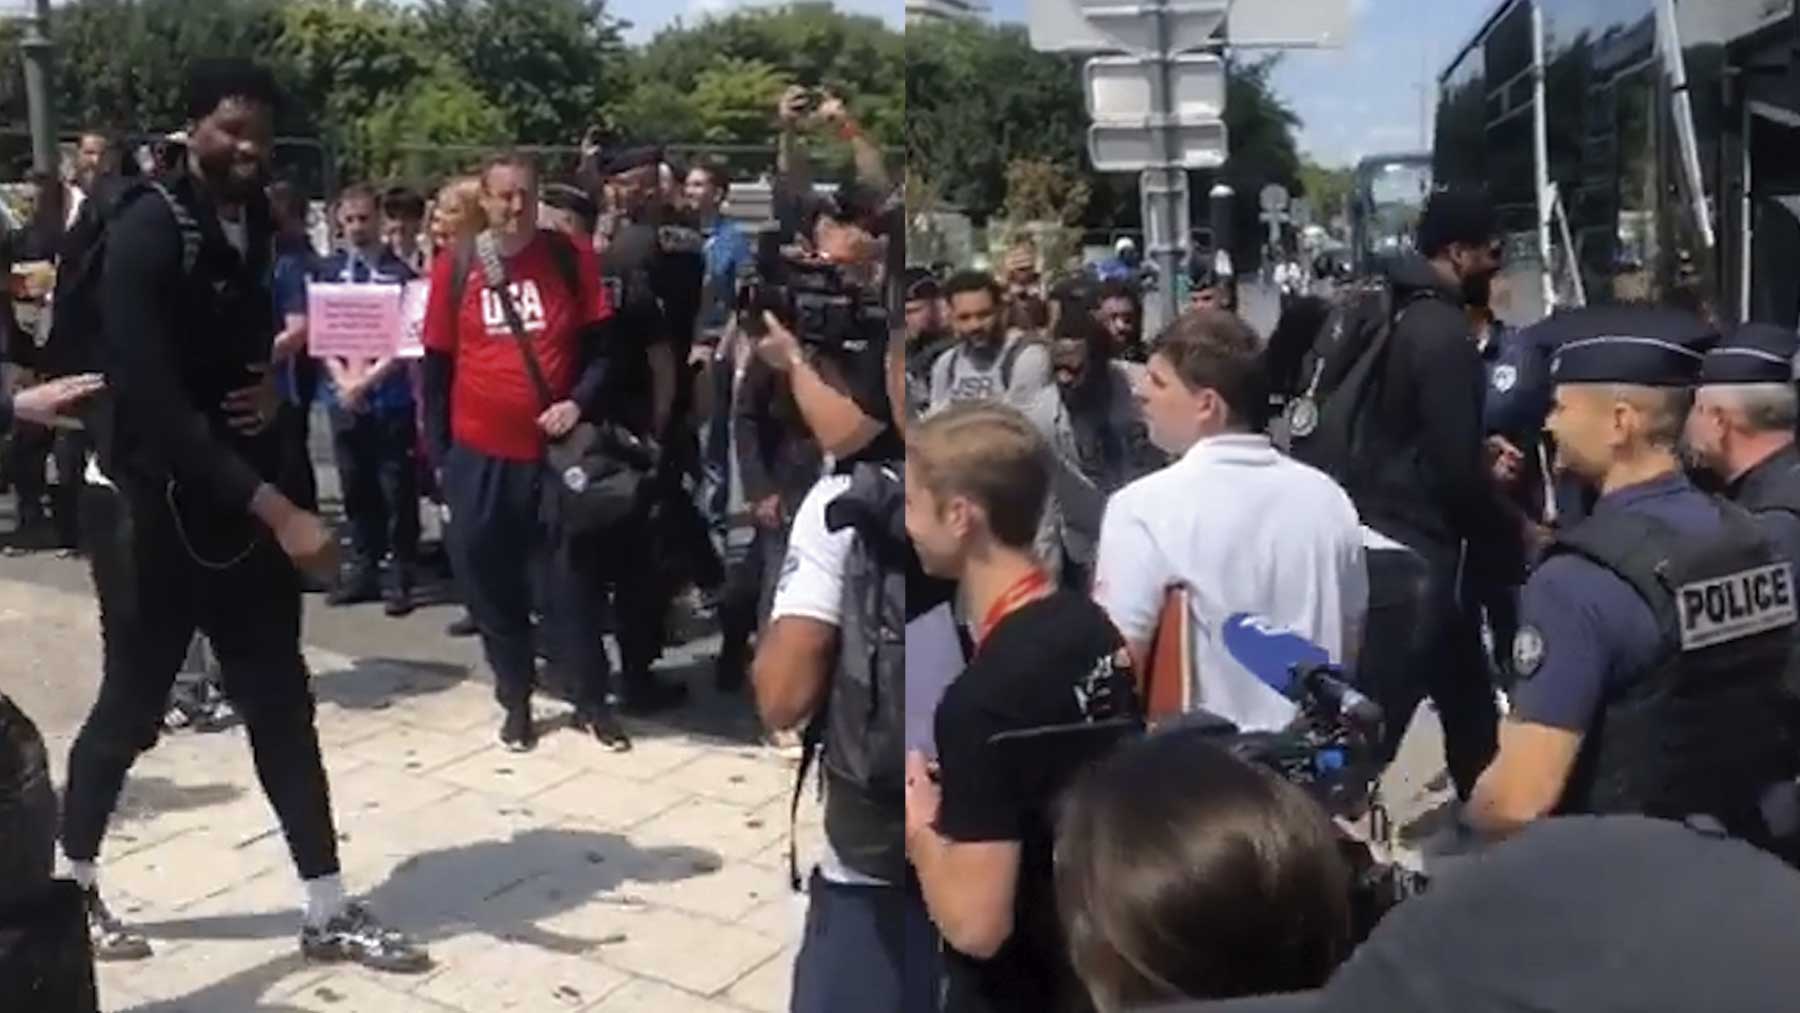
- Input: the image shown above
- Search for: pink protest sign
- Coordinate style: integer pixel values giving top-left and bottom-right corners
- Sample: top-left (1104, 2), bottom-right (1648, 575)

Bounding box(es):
top-left (307, 283), bottom-right (402, 359)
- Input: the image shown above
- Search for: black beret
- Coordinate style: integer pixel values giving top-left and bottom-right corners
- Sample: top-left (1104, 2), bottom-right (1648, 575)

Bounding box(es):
top-left (1700, 322), bottom-right (1800, 385)
top-left (1545, 305), bottom-right (1717, 387)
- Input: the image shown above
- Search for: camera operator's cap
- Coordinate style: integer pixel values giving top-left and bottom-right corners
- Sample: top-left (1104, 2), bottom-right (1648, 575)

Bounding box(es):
top-left (597, 144), bottom-right (662, 177)
top-left (1700, 322), bottom-right (1800, 385)
top-left (1543, 304), bottom-right (1716, 387)
top-left (540, 182), bottom-right (598, 221)
top-left (1165, 815), bottom-right (1800, 1013)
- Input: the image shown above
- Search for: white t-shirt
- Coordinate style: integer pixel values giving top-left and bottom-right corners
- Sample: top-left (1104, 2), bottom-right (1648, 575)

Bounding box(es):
top-left (767, 472), bottom-right (886, 887)
top-left (1094, 433), bottom-right (1368, 732)
top-left (926, 334), bottom-right (1052, 411)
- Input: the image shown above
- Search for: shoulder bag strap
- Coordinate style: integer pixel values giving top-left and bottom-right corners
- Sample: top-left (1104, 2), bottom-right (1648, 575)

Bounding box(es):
top-left (476, 231), bottom-right (556, 412)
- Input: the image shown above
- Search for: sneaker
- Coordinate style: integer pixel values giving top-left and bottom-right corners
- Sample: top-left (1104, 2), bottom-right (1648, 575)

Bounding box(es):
top-left (445, 613), bottom-right (478, 637)
top-left (575, 703), bottom-right (633, 752)
top-left (85, 888), bottom-right (153, 961)
top-left (621, 678), bottom-right (689, 716)
top-left (499, 707), bottom-right (536, 753)
top-left (299, 901), bottom-right (430, 974)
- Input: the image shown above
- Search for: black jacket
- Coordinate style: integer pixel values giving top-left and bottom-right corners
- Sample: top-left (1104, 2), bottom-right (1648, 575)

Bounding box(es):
top-left (733, 355), bottom-right (822, 514)
top-left (99, 170), bottom-right (278, 517)
top-left (1356, 254), bottom-right (1519, 574)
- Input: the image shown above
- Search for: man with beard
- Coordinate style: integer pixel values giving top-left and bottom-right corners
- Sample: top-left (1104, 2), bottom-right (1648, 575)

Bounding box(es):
top-left (1330, 187), bottom-right (1521, 800)
top-left (905, 268), bottom-right (952, 405)
top-left (1022, 314), bottom-right (1161, 589)
top-left (927, 271), bottom-right (1052, 412)
top-left (60, 60), bottom-right (426, 970)
top-left (1094, 280), bottom-right (1145, 363)
top-left (1683, 323), bottom-right (1800, 562)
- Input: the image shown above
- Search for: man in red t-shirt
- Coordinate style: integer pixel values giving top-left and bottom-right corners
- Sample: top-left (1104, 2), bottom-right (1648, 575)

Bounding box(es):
top-left (421, 153), bottom-right (630, 753)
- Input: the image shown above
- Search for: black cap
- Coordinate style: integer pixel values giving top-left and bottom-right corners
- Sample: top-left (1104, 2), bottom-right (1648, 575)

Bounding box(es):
top-left (1543, 305), bottom-right (1716, 387)
top-left (1416, 186), bottom-right (1499, 257)
top-left (540, 182), bottom-right (598, 222)
top-left (597, 144), bottom-right (662, 177)
top-left (1168, 816), bottom-right (1800, 1013)
top-left (903, 267), bottom-right (941, 302)
top-left (1701, 323), bottom-right (1800, 386)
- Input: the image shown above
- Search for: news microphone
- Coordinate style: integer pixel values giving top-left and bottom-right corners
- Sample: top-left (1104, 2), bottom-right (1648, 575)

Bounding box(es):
top-left (1221, 614), bottom-right (1383, 729)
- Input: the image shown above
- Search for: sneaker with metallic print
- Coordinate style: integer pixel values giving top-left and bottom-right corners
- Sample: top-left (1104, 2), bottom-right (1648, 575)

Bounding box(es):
top-left (299, 902), bottom-right (430, 973)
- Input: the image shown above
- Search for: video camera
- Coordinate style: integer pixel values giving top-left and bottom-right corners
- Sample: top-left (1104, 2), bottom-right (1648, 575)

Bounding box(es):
top-left (736, 231), bottom-right (886, 356)
top-left (1173, 662), bottom-right (1428, 942)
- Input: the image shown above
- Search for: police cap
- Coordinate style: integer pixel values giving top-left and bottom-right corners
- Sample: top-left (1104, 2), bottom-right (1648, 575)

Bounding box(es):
top-left (1544, 305), bottom-right (1716, 387)
top-left (1699, 322), bottom-right (1800, 386)
top-left (903, 267), bottom-right (941, 302)
top-left (1166, 816), bottom-right (1800, 1013)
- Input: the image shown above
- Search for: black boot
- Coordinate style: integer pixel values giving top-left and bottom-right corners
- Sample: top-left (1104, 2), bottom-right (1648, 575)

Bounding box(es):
top-left (383, 562), bottom-right (415, 618)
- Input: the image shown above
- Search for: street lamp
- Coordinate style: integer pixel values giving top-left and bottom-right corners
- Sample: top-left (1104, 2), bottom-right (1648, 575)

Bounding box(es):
top-left (1, 0), bottom-right (55, 176)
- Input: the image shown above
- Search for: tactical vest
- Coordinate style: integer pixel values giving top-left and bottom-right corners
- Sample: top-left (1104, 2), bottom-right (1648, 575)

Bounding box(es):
top-left (1549, 501), bottom-right (1800, 850)
top-left (1735, 447), bottom-right (1800, 520)
top-left (791, 462), bottom-right (907, 885)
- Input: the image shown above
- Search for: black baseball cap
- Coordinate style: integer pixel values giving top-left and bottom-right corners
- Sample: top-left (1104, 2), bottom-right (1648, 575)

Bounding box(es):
top-left (1163, 816), bottom-right (1800, 1013)
top-left (904, 267), bottom-right (941, 302)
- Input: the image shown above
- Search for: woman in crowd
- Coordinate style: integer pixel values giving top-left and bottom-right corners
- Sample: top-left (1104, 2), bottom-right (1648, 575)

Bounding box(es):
top-left (1055, 727), bottom-right (1352, 1011)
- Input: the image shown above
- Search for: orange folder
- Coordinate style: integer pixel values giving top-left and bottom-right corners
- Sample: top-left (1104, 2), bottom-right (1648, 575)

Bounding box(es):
top-left (1141, 585), bottom-right (1193, 722)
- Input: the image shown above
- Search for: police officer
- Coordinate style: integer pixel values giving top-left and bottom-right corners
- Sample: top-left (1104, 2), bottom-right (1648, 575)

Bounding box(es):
top-left (1684, 323), bottom-right (1800, 562)
top-left (1467, 306), bottom-right (1800, 853)
top-left (595, 145), bottom-right (713, 711)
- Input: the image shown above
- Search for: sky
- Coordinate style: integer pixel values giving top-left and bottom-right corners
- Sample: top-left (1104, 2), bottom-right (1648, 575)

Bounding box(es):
top-left (609, 0), bottom-right (903, 43)
top-left (990, 0), bottom-right (1499, 168)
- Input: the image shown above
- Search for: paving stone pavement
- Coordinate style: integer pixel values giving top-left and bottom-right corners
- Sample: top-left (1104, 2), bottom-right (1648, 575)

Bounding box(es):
top-left (0, 574), bottom-right (819, 1013)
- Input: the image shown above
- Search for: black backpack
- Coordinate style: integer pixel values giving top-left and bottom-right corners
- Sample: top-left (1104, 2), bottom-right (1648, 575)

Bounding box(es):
top-left (790, 462), bottom-right (907, 887)
top-left (1283, 283), bottom-right (1431, 489)
top-left (44, 178), bottom-right (201, 379)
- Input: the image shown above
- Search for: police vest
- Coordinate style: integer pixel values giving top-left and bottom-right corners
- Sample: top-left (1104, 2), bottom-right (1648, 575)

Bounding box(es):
top-left (1548, 501), bottom-right (1800, 850)
top-left (1734, 446), bottom-right (1800, 520)
top-left (790, 462), bottom-right (907, 885)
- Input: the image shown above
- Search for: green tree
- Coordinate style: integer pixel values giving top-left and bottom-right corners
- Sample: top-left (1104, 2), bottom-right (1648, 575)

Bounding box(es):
top-left (1297, 158), bottom-right (1354, 229)
top-left (418, 0), bottom-right (629, 145)
top-left (688, 57), bottom-right (793, 143)
top-left (627, 3), bottom-right (902, 146)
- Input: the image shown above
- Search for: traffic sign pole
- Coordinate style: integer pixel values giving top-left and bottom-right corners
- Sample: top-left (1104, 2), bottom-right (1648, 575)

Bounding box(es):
top-left (1142, 4), bottom-right (1183, 334)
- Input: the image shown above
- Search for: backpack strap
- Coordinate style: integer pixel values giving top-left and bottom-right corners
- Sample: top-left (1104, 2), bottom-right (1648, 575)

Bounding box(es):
top-left (1000, 337), bottom-right (1026, 391)
top-left (142, 180), bottom-right (202, 278)
top-left (474, 231), bottom-right (558, 412)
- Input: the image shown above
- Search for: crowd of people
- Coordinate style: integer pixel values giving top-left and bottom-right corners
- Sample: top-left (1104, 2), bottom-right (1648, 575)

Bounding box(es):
top-left (5, 40), bottom-right (1800, 1013)
top-left (900, 183), bottom-right (1800, 1012)
top-left (0, 56), bottom-right (909, 1010)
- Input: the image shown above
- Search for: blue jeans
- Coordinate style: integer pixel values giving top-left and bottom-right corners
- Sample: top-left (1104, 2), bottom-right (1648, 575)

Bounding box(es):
top-left (790, 870), bottom-right (941, 1013)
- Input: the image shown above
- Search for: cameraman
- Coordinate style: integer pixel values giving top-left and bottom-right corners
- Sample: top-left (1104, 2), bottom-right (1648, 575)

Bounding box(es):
top-left (751, 296), bottom-right (927, 1011)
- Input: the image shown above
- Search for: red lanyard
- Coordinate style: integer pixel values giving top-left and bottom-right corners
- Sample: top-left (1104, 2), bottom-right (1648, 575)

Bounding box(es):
top-left (975, 570), bottom-right (1051, 652)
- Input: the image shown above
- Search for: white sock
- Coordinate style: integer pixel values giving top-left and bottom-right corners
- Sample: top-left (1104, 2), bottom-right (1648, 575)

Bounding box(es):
top-left (301, 874), bottom-right (347, 929)
top-left (69, 859), bottom-right (98, 891)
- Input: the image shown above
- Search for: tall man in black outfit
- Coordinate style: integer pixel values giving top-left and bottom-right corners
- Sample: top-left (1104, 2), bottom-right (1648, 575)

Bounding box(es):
top-left (58, 60), bottom-right (425, 972)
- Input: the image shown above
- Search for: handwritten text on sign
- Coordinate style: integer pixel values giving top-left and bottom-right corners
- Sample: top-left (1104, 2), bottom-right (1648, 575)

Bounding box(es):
top-left (308, 283), bottom-right (402, 359)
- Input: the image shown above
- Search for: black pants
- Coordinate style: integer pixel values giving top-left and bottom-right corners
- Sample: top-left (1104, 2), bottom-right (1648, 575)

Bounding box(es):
top-left (329, 406), bottom-right (419, 573)
top-left (6, 421), bottom-right (78, 547)
top-left (443, 444), bottom-right (613, 710)
top-left (717, 523), bottom-right (785, 679)
top-left (790, 870), bottom-right (940, 1013)
top-left (277, 400), bottom-right (318, 513)
top-left (1360, 546), bottom-right (1498, 799)
top-left (61, 481), bottom-right (339, 879)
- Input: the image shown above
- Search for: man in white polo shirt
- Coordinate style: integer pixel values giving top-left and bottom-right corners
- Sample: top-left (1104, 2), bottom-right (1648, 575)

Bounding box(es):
top-left (1094, 309), bottom-right (1367, 731)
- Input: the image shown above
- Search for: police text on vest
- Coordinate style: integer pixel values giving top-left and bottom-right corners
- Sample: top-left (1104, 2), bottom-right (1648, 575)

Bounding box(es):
top-left (1678, 563), bottom-right (1798, 651)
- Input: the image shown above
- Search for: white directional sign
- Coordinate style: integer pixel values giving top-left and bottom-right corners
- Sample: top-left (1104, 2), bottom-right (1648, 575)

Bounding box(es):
top-left (1226, 0), bottom-right (1353, 48)
top-left (1085, 54), bottom-right (1225, 120)
top-left (1028, 0), bottom-right (1229, 55)
top-left (1089, 120), bottom-right (1228, 171)
top-left (1260, 183), bottom-right (1290, 212)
